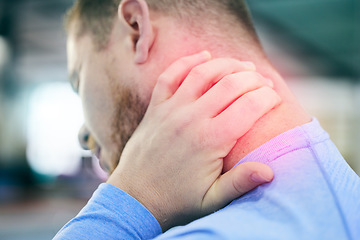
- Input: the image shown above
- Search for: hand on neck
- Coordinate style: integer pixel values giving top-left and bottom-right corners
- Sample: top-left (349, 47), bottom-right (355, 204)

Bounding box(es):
top-left (148, 16), bottom-right (312, 172)
top-left (222, 72), bottom-right (312, 172)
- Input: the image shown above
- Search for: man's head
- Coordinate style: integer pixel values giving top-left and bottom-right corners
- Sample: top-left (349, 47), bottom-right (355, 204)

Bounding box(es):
top-left (66, 0), bottom-right (264, 172)
top-left (66, 0), bottom-right (259, 50)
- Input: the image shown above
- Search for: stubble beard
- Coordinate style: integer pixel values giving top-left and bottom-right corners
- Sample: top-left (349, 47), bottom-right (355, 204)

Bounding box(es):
top-left (108, 74), bottom-right (148, 172)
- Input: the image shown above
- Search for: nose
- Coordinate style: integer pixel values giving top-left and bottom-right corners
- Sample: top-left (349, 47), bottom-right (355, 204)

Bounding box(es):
top-left (78, 124), bottom-right (90, 150)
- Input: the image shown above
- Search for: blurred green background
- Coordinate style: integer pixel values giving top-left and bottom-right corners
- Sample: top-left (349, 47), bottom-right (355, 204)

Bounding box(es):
top-left (0, 0), bottom-right (359, 239)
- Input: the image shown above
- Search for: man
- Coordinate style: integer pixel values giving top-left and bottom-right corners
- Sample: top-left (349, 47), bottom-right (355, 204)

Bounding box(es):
top-left (55, 0), bottom-right (360, 239)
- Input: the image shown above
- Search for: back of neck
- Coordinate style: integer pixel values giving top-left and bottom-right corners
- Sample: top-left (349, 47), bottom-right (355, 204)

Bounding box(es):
top-left (222, 69), bottom-right (312, 172)
top-left (166, 27), bottom-right (312, 171)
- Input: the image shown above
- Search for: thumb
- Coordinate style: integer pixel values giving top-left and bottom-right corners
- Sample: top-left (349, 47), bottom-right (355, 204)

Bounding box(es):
top-left (202, 162), bottom-right (273, 213)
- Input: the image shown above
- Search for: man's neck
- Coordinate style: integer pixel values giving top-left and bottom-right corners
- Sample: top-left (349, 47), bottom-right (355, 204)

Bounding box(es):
top-left (222, 72), bottom-right (312, 172)
top-left (191, 47), bottom-right (312, 171)
top-left (151, 19), bottom-right (312, 171)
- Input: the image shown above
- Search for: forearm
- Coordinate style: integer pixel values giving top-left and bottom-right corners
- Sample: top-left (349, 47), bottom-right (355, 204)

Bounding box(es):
top-left (53, 183), bottom-right (162, 240)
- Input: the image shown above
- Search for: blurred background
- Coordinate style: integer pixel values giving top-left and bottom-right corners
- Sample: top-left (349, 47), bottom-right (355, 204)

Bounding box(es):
top-left (0, 0), bottom-right (359, 239)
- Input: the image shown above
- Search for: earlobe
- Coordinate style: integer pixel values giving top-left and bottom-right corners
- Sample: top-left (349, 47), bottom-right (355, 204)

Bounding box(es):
top-left (119, 0), bottom-right (154, 64)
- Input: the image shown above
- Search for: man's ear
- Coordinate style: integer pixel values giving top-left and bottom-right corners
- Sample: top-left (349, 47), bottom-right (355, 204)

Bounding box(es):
top-left (119, 0), bottom-right (154, 64)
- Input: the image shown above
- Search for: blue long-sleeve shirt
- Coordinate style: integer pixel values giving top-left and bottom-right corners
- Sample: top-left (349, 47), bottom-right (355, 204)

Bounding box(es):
top-left (54, 119), bottom-right (360, 240)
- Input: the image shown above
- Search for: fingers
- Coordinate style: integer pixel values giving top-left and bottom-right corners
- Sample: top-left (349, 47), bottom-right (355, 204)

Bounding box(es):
top-left (149, 51), bottom-right (211, 107)
top-left (209, 86), bottom-right (281, 145)
top-left (195, 71), bottom-right (273, 118)
top-left (174, 59), bottom-right (256, 103)
top-left (202, 162), bottom-right (273, 213)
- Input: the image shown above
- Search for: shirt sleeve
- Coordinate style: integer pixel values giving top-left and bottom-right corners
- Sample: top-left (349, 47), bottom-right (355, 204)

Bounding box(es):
top-left (53, 183), bottom-right (162, 240)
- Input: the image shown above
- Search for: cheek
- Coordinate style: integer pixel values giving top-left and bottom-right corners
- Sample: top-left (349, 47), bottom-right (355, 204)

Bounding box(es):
top-left (80, 69), bottom-right (115, 147)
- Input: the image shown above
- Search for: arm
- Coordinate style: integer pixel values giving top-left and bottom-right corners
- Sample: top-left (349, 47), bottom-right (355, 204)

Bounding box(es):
top-left (54, 52), bottom-right (280, 239)
top-left (53, 184), bottom-right (162, 240)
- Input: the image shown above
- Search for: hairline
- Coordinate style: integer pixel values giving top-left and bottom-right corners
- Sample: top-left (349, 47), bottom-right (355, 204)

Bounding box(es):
top-left (65, 1), bottom-right (260, 51)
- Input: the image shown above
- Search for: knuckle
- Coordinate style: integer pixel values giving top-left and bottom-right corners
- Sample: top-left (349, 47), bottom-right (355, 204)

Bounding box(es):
top-left (245, 87), bottom-right (276, 111)
top-left (157, 73), bottom-right (171, 89)
top-left (242, 93), bottom-right (263, 113)
top-left (265, 87), bottom-right (282, 105)
top-left (241, 93), bottom-right (256, 106)
top-left (248, 72), bottom-right (264, 84)
top-left (261, 86), bottom-right (276, 99)
top-left (188, 65), bottom-right (204, 79)
top-left (232, 172), bottom-right (246, 194)
top-left (171, 107), bottom-right (195, 130)
top-left (238, 71), bottom-right (264, 85)
top-left (219, 75), bottom-right (239, 91)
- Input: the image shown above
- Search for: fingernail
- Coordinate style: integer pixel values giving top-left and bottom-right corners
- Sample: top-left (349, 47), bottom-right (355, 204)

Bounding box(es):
top-left (200, 51), bottom-right (212, 60)
top-left (250, 172), bottom-right (272, 183)
top-left (266, 78), bottom-right (274, 88)
top-left (244, 61), bottom-right (256, 70)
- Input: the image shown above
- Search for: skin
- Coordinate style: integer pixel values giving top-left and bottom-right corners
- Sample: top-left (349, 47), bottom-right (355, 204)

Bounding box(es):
top-left (67, 29), bottom-right (279, 230)
top-left (67, 0), bottom-right (311, 231)
top-left (68, 26), bottom-right (148, 172)
top-left (108, 52), bottom-right (281, 230)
